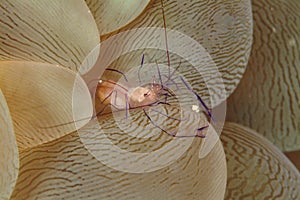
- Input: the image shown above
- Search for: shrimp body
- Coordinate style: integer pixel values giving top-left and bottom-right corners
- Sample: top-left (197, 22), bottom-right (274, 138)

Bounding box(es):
top-left (96, 80), bottom-right (162, 111)
top-left (129, 84), bottom-right (163, 108)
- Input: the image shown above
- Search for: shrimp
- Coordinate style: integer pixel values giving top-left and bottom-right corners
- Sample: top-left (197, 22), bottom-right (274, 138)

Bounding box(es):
top-left (43, 0), bottom-right (214, 139)
top-left (94, 53), bottom-right (212, 138)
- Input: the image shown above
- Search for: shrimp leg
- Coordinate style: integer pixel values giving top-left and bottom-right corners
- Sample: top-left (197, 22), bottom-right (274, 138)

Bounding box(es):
top-left (178, 76), bottom-right (214, 121)
top-left (143, 108), bottom-right (207, 138)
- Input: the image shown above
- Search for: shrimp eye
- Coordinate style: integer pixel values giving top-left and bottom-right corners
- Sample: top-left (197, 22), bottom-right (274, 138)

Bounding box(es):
top-left (144, 92), bottom-right (150, 97)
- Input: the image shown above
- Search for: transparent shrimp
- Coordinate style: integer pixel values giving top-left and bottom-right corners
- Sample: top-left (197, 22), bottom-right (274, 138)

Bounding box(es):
top-left (42, 0), bottom-right (214, 139)
top-left (95, 53), bottom-right (213, 138)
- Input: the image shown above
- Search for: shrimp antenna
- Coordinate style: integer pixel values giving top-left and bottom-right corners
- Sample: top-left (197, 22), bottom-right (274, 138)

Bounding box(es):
top-left (166, 59), bottom-right (181, 82)
top-left (138, 54), bottom-right (145, 84)
top-left (155, 60), bottom-right (163, 86)
top-left (163, 60), bottom-right (182, 91)
top-left (160, 0), bottom-right (171, 78)
top-left (125, 94), bottom-right (129, 119)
